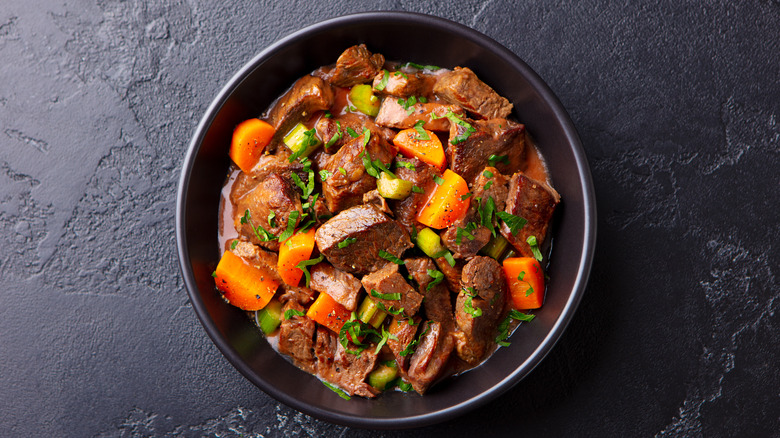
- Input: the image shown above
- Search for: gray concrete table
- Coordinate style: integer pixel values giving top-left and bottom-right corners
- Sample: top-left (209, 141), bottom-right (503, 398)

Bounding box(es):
top-left (1, 1), bottom-right (777, 436)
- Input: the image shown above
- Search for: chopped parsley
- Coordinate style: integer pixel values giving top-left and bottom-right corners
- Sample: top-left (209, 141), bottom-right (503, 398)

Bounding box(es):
top-left (295, 254), bottom-right (324, 287)
top-left (319, 169), bottom-right (332, 181)
top-left (324, 121), bottom-right (342, 149)
top-left (460, 192), bottom-right (473, 201)
top-left (495, 310), bottom-right (536, 346)
top-left (463, 287), bottom-right (482, 318)
top-left (413, 120), bottom-right (430, 140)
top-left (371, 289), bottom-right (401, 301)
top-left (455, 224), bottom-right (477, 245)
top-left (379, 250), bottom-right (405, 265)
top-left (527, 235), bottom-right (543, 261)
top-left (484, 180), bottom-right (493, 190)
top-left (433, 175), bottom-right (445, 185)
top-left (346, 127), bottom-right (359, 138)
top-left (339, 167), bottom-right (347, 176)
top-left (393, 71), bottom-right (409, 80)
top-left (230, 240), bottom-right (238, 250)
top-left (518, 271), bottom-right (526, 281)
top-left (412, 185), bottom-right (425, 194)
top-left (375, 326), bottom-right (398, 354)
top-left (395, 159), bottom-right (416, 171)
top-left (240, 209), bottom-right (277, 242)
top-left (400, 324), bottom-right (430, 357)
top-left (397, 96), bottom-right (418, 115)
top-left (267, 211), bottom-right (277, 228)
top-left (284, 309), bottom-right (305, 319)
top-left (376, 301), bottom-right (404, 316)
top-left (497, 211), bottom-right (527, 236)
top-left (443, 250), bottom-right (456, 267)
top-left (287, 128), bottom-right (319, 163)
top-left (400, 62), bottom-right (441, 71)
top-left (375, 70), bottom-right (390, 91)
top-left (277, 211), bottom-right (299, 242)
top-left (322, 381), bottom-right (351, 400)
top-left (488, 154), bottom-right (510, 167)
top-left (426, 269), bottom-right (444, 291)
top-left (483, 170), bottom-right (494, 178)
top-left (477, 196), bottom-right (497, 237)
top-left (361, 127), bottom-right (371, 147)
top-left (337, 237), bottom-right (357, 248)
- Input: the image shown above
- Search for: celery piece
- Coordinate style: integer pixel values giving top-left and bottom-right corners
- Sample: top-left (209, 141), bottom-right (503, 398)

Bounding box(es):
top-left (416, 227), bottom-right (446, 258)
top-left (283, 123), bottom-right (321, 159)
top-left (481, 233), bottom-right (510, 260)
top-left (376, 172), bottom-right (412, 200)
top-left (357, 297), bottom-right (388, 328)
top-left (349, 84), bottom-right (381, 117)
top-left (368, 361), bottom-right (399, 391)
top-left (255, 299), bottom-right (283, 335)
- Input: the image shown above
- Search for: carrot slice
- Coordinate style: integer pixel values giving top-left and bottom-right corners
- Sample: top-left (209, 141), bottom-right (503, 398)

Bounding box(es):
top-left (229, 118), bottom-right (275, 173)
top-left (393, 127), bottom-right (446, 170)
top-left (306, 292), bottom-right (352, 334)
top-left (416, 169), bottom-right (470, 229)
top-left (502, 257), bottom-right (545, 309)
top-left (214, 250), bottom-right (280, 311)
top-left (277, 228), bottom-right (316, 286)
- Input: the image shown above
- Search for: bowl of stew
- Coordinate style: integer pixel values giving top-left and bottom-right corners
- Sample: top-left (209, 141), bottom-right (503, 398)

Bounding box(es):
top-left (177, 11), bottom-right (596, 428)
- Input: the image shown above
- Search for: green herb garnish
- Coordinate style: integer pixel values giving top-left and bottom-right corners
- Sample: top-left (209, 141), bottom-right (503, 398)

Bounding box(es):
top-left (444, 111), bottom-right (476, 144)
top-left (483, 170), bottom-right (494, 178)
top-left (488, 154), bottom-right (509, 166)
top-left (338, 237), bottom-right (357, 249)
top-left (426, 269), bottom-right (444, 291)
top-left (339, 167), bottom-right (347, 176)
top-left (412, 185), bottom-right (424, 194)
top-left (495, 310), bottom-right (536, 346)
top-left (277, 211), bottom-right (300, 242)
top-left (240, 209), bottom-right (277, 242)
top-left (400, 62), bottom-right (440, 71)
top-left (230, 240), bottom-right (238, 250)
top-left (319, 169), bottom-right (332, 181)
top-left (284, 309), bottom-right (305, 319)
top-left (527, 235), bottom-right (543, 261)
top-left (413, 120), bottom-right (430, 140)
top-left (375, 70), bottom-right (390, 91)
top-left (325, 121), bottom-right (342, 149)
top-left (443, 251), bottom-right (456, 267)
top-left (433, 175), bottom-right (445, 185)
top-left (395, 159), bottom-right (416, 171)
top-left (371, 289), bottom-right (401, 301)
top-left (346, 127), bottom-right (359, 138)
top-left (295, 254), bottom-right (324, 287)
top-left (322, 381), bottom-right (351, 400)
top-left (378, 250), bottom-right (405, 265)
top-left (460, 192), bottom-right (473, 201)
top-left (497, 211), bottom-right (527, 236)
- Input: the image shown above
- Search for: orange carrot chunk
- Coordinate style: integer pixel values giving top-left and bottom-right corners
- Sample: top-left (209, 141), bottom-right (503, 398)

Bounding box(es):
top-left (214, 250), bottom-right (280, 311)
top-left (277, 228), bottom-right (316, 286)
top-left (393, 127), bottom-right (446, 170)
top-left (306, 292), bottom-right (352, 334)
top-left (502, 257), bottom-right (545, 309)
top-left (416, 169), bottom-right (470, 229)
top-left (229, 118), bottom-right (275, 173)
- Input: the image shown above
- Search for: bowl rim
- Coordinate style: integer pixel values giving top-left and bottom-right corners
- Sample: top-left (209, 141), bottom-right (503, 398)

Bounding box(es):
top-left (176, 10), bottom-right (596, 429)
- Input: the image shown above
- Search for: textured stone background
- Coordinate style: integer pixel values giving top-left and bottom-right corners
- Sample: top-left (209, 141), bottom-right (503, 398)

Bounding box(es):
top-left (1, 0), bottom-right (777, 436)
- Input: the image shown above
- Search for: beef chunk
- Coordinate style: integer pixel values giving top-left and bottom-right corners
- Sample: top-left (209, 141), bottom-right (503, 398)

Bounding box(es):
top-left (361, 263), bottom-right (424, 317)
top-left (374, 98), bottom-right (464, 131)
top-left (278, 285), bottom-right (316, 307)
top-left (372, 70), bottom-right (436, 98)
top-left (441, 221), bottom-right (491, 259)
top-left (245, 152), bottom-right (306, 182)
top-left (389, 157), bottom-right (439, 234)
top-left (233, 172), bottom-right (302, 251)
top-left (278, 300), bottom-right (316, 373)
top-left (433, 67), bottom-right (513, 119)
top-left (314, 327), bottom-right (379, 398)
top-left (314, 112), bottom-right (372, 154)
top-left (229, 241), bottom-right (283, 284)
top-left (386, 316), bottom-right (420, 370)
top-left (500, 172), bottom-right (561, 257)
top-left (266, 75), bottom-right (334, 140)
top-left (472, 166), bottom-right (510, 212)
top-left (407, 321), bottom-right (454, 394)
top-left (362, 189), bottom-right (393, 216)
top-left (446, 118), bottom-right (525, 183)
top-left (434, 256), bottom-right (463, 293)
top-left (454, 257), bottom-right (506, 365)
top-left (320, 130), bottom-right (397, 212)
top-left (315, 204), bottom-right (413, 275)
top-left (405, 257), bottom-right (454, 326)
top-left (309, 263), bottom-right (362, 311)
top-left (328, 44), bottom-right (385, 87)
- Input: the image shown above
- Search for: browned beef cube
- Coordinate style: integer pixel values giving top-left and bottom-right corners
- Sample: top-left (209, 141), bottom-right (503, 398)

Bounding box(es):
top-left (278, 285), bottom-right (316, 307)
top-left (500, 172), bottom-right (561, 258)
top-left (471, 166), bottom-right (510, 212)
top-left (266, 75), bottom-right (334, 141)
top-left (315, 204), bottom-right (412, 275)
top-left (320, 130), bottom-right (397, 212)
top-left (309, 263), bottom-right (362, 311)
top-left (328, 44), bottom-right (385, 87)
top-left (441, 221), bottom-right (491, 259)
top-left (361, 263), bottom-right (423, 317)
top-left (389, 157), bottom-right (439, 234)
top-left (434, 255), bottom-right (463, 293)
top-left (433, 67), bottom-right (513, 119)
top-left (228, 241), bottom-right (282, 284)
top-left (453, 257), bottom-right (506, 365)
top-left (232, 172), bottom-right (302, 251)
top-left (446, 118), bottom-right (525, 183)
top-left (404, 257), bottom-right (454, 327)
top-left (386, 316), bottom-right (420, 370)
top-left (243, 152), bottom-right (307, 182)
top-left (374, 98), bottom-right (464, 131)
top-left (407, 321), bottom-right (455, 394)
top-left (362, 189), bottom-right (393, 216)
top-left (314, 327), bottom-right (379, 398)
top-left (372, 70), bottom-right (436, 97)
top-left (278, 300), bottom-right (316, 374)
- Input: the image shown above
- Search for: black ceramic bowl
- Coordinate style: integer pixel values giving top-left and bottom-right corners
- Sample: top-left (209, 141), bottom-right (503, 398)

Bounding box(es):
top-left (177, 11), bottom-right (596, 429)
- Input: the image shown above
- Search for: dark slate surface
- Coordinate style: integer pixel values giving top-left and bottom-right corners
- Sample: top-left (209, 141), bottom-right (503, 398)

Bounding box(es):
top-left (1, 1), bottom-right (777, 436)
